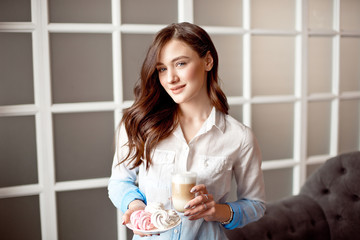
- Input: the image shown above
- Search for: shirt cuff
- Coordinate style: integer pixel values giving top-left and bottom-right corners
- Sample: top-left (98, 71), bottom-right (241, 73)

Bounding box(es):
top-left (223, 199), bottom-right (266, 229)
top-left (120, 189), bottom-right (147, 213)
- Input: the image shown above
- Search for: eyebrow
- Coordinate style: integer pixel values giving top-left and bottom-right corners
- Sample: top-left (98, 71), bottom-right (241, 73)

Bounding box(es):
top-left (156, 56), bottom-right (190, 66)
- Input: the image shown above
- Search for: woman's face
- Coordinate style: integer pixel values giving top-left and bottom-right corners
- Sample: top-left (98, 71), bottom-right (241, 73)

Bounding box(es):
top-left (156, 39), bottom-right (213, 105)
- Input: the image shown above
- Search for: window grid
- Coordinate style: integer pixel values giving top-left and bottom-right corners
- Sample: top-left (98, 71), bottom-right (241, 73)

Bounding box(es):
top-left (0, 1), bottom-right (359, 240)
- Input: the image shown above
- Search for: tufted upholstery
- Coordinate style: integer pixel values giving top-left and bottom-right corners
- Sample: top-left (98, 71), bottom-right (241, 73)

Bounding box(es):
top-left (225, 151), bottom-right (360, 240)
top-left (301, 151), bottom-right (360, 240)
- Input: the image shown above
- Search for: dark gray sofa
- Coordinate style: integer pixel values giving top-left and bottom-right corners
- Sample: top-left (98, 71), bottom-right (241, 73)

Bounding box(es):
top-left (225, 151), bottom-right (360, 240)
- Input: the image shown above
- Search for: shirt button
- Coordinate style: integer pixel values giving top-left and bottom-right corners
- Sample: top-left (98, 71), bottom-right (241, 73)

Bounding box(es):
top-left (204, 160), bottom-right (208, 167)
top-left (174, 229), bottom-right (178, 234)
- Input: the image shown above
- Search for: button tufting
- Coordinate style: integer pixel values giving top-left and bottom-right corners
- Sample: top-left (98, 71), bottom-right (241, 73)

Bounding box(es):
top-left (340, 167), bottom-right (346, 174)
top-left (322, 189), bottom-right (330, 194)
top-left (310, 219), bottom-right (316, 226)
top-left (352, 194), bottom-right (359, 201)
top-left (266, 231), bottom-right (272, 239)
top-left (335, 214), bottom-right (342, 221)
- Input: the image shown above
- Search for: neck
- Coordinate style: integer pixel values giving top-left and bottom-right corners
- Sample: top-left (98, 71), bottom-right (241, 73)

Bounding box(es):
top-left (178, 98), bottom-right (213, 122)
top-left (177, 99), bottom-right (213, 143)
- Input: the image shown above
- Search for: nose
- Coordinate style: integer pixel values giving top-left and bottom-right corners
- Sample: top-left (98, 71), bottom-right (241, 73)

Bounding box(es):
top-left (167, 69), bottom-right (179, 83)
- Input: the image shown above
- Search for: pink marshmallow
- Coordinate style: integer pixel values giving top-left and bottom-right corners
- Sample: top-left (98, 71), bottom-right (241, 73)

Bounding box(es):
top-left (130, 210), bottom-right (155, 231)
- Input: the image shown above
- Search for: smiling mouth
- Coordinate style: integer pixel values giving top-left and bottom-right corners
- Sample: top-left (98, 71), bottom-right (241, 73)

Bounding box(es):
top-left (170, 84), bottom-right (186, 93)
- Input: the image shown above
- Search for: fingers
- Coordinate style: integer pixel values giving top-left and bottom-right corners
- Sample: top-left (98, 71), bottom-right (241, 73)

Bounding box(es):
top-left (185, 184), bottom-right (212, 211)
top-left (133, 231), bottom-right (160, 237)
top-left (123, 200), bottom-right (146, 225)
top-left (190, 184), bottom-right (208, 194)
top-left (184, 194), bottom-right (215, 219)
top-left (185, 192), bottom-right (212, 208)
top-left (186, 198), bottom-right (215, 212)
top-left (189, 184), bottom-right (210, 204)
top-left (184, 184), bottom-right (217, 220)
top-left (122, 209), bottom-right (133, 225)
top-left (203, 193), bottom-right (209, 202)
top-left (187, 202), bottom-right (216, 220)
top-left (133, 230), bottom-right (148, 237)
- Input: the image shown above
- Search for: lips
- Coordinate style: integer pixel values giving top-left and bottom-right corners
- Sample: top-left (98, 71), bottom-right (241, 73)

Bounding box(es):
top-left (170, 84), bottom-right (186, 94)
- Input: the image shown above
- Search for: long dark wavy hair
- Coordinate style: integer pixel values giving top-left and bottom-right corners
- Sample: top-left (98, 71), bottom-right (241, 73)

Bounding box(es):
top-left (118, 22), bottom-right (229, 169)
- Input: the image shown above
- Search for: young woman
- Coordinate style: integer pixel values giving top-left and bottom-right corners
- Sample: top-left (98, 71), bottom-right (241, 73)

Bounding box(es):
top-left (108, 22), bottom-right (266, 240)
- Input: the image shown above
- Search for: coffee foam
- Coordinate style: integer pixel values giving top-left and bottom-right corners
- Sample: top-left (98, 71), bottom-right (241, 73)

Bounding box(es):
top-left (171, 172), bottom-right (196, 184)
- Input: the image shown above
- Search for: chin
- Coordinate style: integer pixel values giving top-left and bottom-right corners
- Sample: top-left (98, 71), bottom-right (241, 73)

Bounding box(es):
top-left (171, 97), bottom-right (186, 105)
top-left (172, 99), bottom-right (183, 104)
top-left (167, 92), bottom-right (191, 105)
top-left (168, 94), bottom-right (183, 104)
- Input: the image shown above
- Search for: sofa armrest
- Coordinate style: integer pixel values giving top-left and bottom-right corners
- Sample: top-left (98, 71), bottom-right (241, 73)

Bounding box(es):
top-left (225, 195), bottom-right (330, 240)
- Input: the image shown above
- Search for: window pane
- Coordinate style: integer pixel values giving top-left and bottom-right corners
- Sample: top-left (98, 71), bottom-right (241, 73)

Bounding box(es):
top-left (339, 99), bottom-right (360, 154)
top-left (0, 0), bottom-right (31, 22)
top-left (229, 105), bottom-right (243, 123)
top-left (251, 0), bottom-right (295, 29)
top-left (0, 33), bottom-right (34, 105)
top-left (252, 36), bottom-right (295, 96)
top-left (49, 0), bottom-right (111, 23)
top-left (0, 196), bottom-right (41, 240)
top-left (121, 34), bottom-right (155, 101)
top-left (57, 188), bottom-right (117, 240)
top-left (0, 116), bottom-right (37, 187)
top-left (307, 101), bottom-right (331, 156)
top-left (340, 0), bottom-right (360, 31)
top-left (194, 0), bottom-right (242, 27)
top-left (252, 103), bottom-right (294, 161)
top-left (53, 112), bottom-right (114, 182)
top-left (121, 0), bottom-right (177, 24)
top-left (308, 0), bottom-right (333, 30)
top-left (263, 168), bottom-right (293, 201)
top-left (340, 37), bottom-right (360, 92)
top-left (50, 33), bottom-right (113, 103)
top-left (308, 36), bottom-right (333, 94)
top-left (211, 34), bottom-right (243, 97)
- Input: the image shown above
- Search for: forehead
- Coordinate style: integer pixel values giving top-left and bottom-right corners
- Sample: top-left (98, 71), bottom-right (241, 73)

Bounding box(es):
top-left (157, 39), bottom-right (197, 63)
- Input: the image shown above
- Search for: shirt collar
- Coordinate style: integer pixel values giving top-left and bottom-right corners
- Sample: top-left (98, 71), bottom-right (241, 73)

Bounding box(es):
top-left (193, 106), bottom-right (226, 139)
top-left (213, 107), bottom-right (226, 134)
top-left (173, 107), bottom-right (226, 141)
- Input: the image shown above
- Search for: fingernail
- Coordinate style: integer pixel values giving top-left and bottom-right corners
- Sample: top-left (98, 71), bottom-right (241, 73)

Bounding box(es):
top-left (184, 204), bottom-right (190, 209)
top-left (121, 220), bottom-right (125, 225)
top-left (190, 187), bottom-right (196, 193)
top-left (184, 211), bottom-right (190, 216)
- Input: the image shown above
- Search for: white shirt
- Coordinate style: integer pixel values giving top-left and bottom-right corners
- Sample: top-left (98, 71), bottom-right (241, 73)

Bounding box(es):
top-left (108, 107), bottom-right (266, 240)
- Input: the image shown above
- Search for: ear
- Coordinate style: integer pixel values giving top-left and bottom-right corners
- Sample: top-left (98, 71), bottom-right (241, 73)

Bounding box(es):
top-left (204, 51), bottom-right (214, 71)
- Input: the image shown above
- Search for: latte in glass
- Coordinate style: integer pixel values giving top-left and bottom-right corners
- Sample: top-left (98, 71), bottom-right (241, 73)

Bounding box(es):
top-left (171, 172), bottom-right (197, 212)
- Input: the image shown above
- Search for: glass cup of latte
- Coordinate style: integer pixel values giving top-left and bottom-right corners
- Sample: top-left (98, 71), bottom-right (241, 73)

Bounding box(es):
top-left (171, 172), bottom-right (197, 213)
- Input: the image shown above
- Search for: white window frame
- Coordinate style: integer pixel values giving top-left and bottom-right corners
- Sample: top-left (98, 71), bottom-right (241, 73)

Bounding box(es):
top-left (0, 0), bottom-right (359, 239)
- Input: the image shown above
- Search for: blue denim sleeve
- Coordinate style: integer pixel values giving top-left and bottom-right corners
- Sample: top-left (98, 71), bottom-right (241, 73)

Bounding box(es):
top-left (223, 199), bottom-right (266, 230)
top-left (108, 179), bottom-right (147, 214)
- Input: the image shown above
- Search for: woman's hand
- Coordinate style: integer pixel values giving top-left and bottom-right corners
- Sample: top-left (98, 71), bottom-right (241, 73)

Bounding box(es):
top-left (122, 200), bottom-right (159, 237)
top-left (183, 184), bottom-right (232, 223)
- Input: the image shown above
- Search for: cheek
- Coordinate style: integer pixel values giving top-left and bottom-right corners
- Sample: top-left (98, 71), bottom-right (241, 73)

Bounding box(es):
top-left (159, 77), bottom-right (167, 88)
top-left (183, 66), bottom-right (207, 87)
top-left (181, 65), bottom-right (200, 81)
